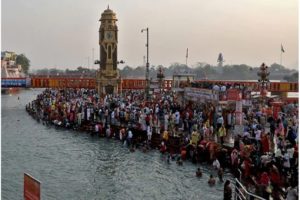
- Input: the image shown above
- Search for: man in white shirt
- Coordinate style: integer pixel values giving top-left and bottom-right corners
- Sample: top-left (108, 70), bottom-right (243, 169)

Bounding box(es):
top-left (213, 158), bottom-right (221, 170)
top-left (283, 151), bottom-right (291, 175)
top-left (87, 107), bottom-right (91, 121)
top-left (255, 128), bottom-right (262, 150)
top-left (111, 110), bottom-right (115, 124)
top-left (164, 113), bottom-right (169, 131)
top-left (95, 124), bottom-right (99, 133)
top-left (127, 129), bottom-right (133, 147)
top-left (147, 126), bottom-right (152, 142)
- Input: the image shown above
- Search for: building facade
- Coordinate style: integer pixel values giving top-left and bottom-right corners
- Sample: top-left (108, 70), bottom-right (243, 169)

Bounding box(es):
top-left (1, 51), bottom-right (23, 78)
top-left (96, 6), bottom-right (120, 95)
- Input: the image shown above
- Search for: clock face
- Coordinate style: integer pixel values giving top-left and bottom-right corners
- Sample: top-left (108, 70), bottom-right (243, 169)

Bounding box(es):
top-left (106, 32), bottom-right (113, 40)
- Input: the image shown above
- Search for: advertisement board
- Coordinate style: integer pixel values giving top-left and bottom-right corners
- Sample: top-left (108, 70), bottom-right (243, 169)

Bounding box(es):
top-left (184, 87), bottom-right (218, 101)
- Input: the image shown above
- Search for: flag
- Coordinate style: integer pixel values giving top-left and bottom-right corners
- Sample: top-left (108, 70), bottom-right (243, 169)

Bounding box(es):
top-left (186, 48), bottom-right (188, 58)
top-left (281, 44), bottom-right (285, 53)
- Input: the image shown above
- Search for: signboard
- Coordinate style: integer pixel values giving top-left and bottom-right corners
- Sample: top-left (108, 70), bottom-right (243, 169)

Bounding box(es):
top-left (227, 89), bottom-right (242, 101)
top-left (1, 78), bottom-right (27, 88)
top-left (184, 87), bottom-right (219, 101)
top-left (24, 173), bottom-right (41, 200)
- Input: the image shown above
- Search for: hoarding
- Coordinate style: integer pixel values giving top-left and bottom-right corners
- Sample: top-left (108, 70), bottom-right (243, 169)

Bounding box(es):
top-left (184, 87), bottom-right (219, 101)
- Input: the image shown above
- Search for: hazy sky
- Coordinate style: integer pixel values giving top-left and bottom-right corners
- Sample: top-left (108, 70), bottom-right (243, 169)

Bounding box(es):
top-left (2, 0), bottom-right (298, 70)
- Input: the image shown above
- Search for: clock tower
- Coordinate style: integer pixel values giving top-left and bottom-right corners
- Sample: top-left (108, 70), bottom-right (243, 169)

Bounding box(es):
top-left (96, 6), bottom-right (120, 95)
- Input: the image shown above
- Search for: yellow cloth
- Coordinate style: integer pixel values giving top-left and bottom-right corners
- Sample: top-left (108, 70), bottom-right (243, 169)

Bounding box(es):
top-left (163, 131), bottom-right (169, 141)
top-left (205, 120), bottom-right (210, 127)
top-left (191, 131), bottom-right (200, 145)
top-left (218, 127), bottom-right (226, 137)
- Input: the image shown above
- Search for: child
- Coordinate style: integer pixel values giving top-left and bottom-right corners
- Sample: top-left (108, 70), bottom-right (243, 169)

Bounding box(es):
top-left (196, 168), bottom-right (202, 177)
top-left (208, 174), bottom-right (216, 186)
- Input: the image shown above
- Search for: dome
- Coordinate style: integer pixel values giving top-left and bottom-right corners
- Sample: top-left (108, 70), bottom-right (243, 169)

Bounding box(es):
top-left (99, 6), bottom-right (117, 21)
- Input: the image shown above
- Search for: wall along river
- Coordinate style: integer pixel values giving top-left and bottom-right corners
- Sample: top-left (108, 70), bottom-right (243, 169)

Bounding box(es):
top-left (2, 89), bottom-right (234, 200)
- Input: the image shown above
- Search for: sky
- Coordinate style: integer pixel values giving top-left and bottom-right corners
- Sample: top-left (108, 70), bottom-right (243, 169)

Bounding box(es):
top-left (2, 0), bottom-right (298, 70)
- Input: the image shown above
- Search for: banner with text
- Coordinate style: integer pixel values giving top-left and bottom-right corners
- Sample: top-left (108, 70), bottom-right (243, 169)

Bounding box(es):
top-left (184, 87), bottom-right (219, 102)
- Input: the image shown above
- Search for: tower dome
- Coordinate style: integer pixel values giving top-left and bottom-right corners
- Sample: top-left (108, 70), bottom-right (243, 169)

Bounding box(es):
top-left (100, 6), bottom-right (117, 21)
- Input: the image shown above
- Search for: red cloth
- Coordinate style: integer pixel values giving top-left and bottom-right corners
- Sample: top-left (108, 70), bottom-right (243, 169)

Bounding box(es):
top-left (259, 172), bottom-right (269, 186)
top-left (181, 150), bottom-right (187, 160)
top-left (270, 171), bottom-right (281, 186)
top-left (294, 144), bottom-right (298, 158)
top-left (200, 140), bottom-right (208, 146)
top-left (243, 159), bottom-right (251, 177)
top-left (160, 145), bottom-right (166, 153)
top-left (261, 134), bottom-right (270, 153)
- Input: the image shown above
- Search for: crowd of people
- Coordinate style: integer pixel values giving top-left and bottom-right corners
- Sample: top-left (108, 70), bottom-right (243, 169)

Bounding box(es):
top-left (26, 88), bottom-right (298, 200)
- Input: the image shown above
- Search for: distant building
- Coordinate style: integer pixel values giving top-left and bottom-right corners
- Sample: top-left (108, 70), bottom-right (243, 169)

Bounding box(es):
top-left (172, 73), bottom-right (195, 89)
top-left (1, 51), bottom-right (23, 78)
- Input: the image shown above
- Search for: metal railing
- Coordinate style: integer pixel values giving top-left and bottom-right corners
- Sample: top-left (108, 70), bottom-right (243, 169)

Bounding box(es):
top-left (234, 178), bottom-right (266, 200)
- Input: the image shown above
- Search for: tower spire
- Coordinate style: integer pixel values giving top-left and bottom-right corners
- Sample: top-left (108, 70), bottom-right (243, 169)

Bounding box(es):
top-left (107, 5), bottom-right (109, 9)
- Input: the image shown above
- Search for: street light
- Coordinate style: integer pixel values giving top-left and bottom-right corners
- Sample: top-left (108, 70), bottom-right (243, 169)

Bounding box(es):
top-left (141, 27), bottom-right (150, 101)
top-left (94, 60), bottom-right (124, 68)
top-left (117, 60), bottom-right (125, 64)
top-left (117, 60), bottom-right (125, 95)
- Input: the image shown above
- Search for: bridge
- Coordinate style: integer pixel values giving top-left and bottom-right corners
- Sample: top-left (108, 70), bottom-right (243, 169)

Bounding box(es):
top-left (1, 77), bottom-right (298, 93)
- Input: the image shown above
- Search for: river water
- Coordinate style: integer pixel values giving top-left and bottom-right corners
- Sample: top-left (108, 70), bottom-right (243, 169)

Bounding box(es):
top-left (2, 89), bottom-right (233, 200)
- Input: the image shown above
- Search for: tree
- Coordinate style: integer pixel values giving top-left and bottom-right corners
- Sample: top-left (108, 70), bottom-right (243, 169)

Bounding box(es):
top-left (269, 63), bottom-right (285, 72)
top-left (35, 68), bottom-right (49, 75)
top-left (120, 65), bottom-right (133, 77)
top-left (16, 54), bottom-right (30, 74)
top-left (283, 72), bottom-right (298, 82)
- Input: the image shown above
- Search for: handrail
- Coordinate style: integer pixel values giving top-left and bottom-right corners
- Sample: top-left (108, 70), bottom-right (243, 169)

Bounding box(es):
top-left (237, 168), bottom-right (242, 181)
top-left (234, 178), bottom-right (266, 200)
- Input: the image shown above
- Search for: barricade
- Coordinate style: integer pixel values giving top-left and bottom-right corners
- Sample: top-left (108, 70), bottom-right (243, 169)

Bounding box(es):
top-left (234, 178), bottom-right (265, 200)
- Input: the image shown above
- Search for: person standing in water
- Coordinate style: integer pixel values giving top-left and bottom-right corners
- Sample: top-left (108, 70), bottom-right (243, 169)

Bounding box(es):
top-left (196, 168), bottom-right (202, 177)
top-left (218, 167), bottom-right (224, 182)
top-left (208, 174), bottom-right (216, 186)
top-left (223, 180), bottom-right (232, 200)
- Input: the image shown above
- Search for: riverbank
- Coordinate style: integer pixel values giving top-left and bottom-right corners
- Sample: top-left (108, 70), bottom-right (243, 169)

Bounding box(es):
top-left (25, 88), bottom-right (298, 199)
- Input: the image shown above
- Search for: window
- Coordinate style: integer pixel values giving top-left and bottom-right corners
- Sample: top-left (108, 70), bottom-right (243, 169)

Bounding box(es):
top-left (108, 45), bottom-right (111, 59)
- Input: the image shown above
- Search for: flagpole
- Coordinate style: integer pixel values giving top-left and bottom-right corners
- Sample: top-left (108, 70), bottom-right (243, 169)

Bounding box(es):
top-left (280, 44), bottom-right (284, 66)
top-left (186, 56), bottom-right (187, 66)
top-left (280, 50), bottom-right (282, 66)
top-left (185, 48), bottom-right (188, 66)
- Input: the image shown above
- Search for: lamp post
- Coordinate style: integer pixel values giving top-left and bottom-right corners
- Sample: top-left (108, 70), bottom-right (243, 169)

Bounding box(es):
top-left (257, 63), bottom-right (270, 107)
top-left (141, 28), bottom-right (150, 101)
top-left (117, 60), bottom-right (125, 95)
